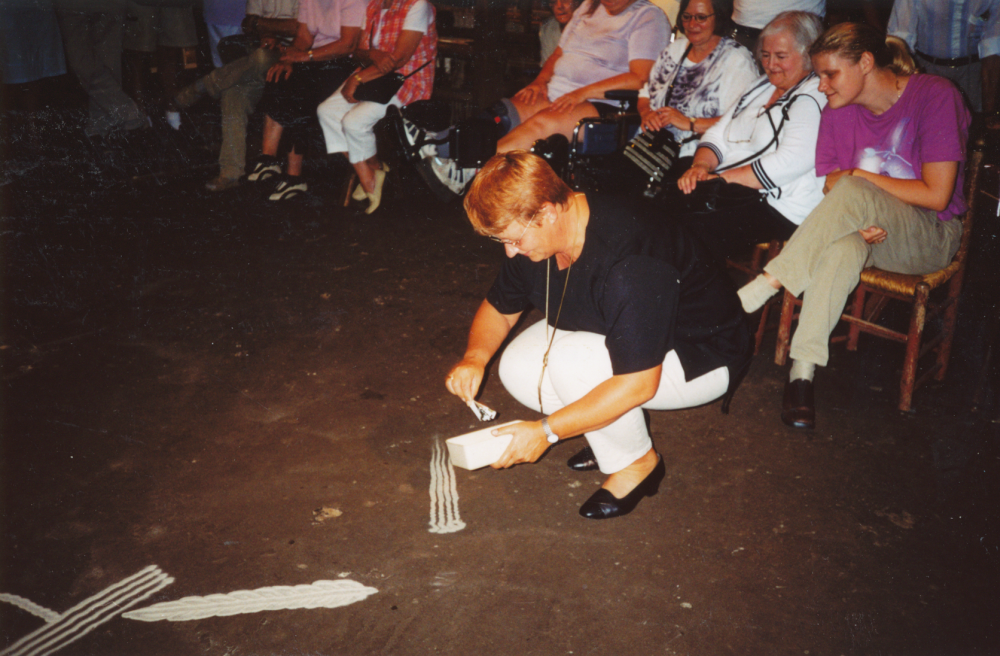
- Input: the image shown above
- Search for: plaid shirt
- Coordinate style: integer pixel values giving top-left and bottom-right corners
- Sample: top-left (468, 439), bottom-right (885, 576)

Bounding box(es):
top-left (362, 0), bottom-right (437, 105)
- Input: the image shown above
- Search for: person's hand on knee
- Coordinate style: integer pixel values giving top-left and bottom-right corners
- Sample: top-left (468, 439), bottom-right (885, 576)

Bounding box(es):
top-left (548, 89), bottom-right (587, 113)
top-left (859, 226), bottom-right (887, 244)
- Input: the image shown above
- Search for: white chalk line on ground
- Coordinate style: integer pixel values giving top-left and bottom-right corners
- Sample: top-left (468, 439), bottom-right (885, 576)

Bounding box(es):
top-left (122, 580), bottom-right (379, 622)
top-left (0, 565), bottom-right (174, 656)
top-left (0, 595), bottom-right (60, 624)
top-left (429, 438), bottom-right (466, 534)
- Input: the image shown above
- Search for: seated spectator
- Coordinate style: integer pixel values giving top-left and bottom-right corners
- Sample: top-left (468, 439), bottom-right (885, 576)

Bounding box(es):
top-left (670, 11), bottom-right (827, 263)
top-left (637, 0), bottom-right (758, 170)
top-left (174, 0), bottom-right (300, 191)
top-left (406, 0), bottom-right (670, 198)
top-left (317, 0), bottom-right (437, 214)
top-left (539, 0), bottom-right (582, 65)
top-left (248, 0), bottom-right (365, 201)
top-left (738, 24), bottom-right (970, 430)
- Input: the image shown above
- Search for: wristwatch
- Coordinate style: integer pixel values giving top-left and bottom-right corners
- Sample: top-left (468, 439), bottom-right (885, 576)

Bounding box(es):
top-left (541, 417), bottom-right (559, 444)
top-left (308, 49), bottom-right (314, 61)
top-left (688, 116), bottom-right (696, 132)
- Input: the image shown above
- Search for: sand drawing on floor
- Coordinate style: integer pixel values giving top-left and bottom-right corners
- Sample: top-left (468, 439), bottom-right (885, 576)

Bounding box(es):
top-left (122, 580), bottom-right (378, 622)
top-left (428, 438), bottom-right (466, 534)
top-left (0, 565), bottom-right (173, 656)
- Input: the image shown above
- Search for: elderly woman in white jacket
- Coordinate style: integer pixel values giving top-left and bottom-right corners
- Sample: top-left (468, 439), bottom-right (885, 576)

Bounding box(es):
top-left (672, 10), bottom-right (827, 262)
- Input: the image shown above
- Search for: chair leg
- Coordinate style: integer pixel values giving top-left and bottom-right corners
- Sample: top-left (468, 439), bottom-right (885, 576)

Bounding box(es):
top-left (754, 298), bottom-right (770, 355)
top-left (775, 290), bottom-right (795, 366)
top-left (898, 283), bottom-right (929, 413)
top-left (935, 271), bottom-right (965, 381)
top-left (847, 285), bottom-right (866, 351)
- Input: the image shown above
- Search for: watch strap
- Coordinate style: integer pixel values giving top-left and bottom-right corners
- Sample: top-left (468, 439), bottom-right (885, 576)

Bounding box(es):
top-left (542, 417), bottom-right (558, 443)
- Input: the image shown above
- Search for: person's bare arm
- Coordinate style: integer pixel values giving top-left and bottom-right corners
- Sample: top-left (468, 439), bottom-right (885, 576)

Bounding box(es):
top-left (490, 366), bottom-right (661, 468)
top-left (341, 29), bottom-right (425, 102)
top-left (445, 300), bottom-right (521, 404)
top-left (281, 26), bottom-right (362, 62)
top-left (676, 146), bottom-right (721, 194)
top-left (832, 161), bottom-right (959, 212)
top-left (513, 47), bottom-right (563, 106)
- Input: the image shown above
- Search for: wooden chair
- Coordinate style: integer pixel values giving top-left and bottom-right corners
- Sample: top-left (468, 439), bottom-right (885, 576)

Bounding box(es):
top-left (773, 137), bottom-right (986, 413)
top-left (727, 240), bottom-right (783, 354)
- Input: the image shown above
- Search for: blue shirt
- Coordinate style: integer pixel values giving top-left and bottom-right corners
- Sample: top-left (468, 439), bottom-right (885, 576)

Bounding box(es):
top-left (889, 0), bottom-right (1000, 60)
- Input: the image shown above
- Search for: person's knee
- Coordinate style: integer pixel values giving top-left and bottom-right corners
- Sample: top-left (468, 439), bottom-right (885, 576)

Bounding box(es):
top-left (547, 333), bottom-right (612, 388)
top-left (341, 108), bottom-right (374, 135)
top-left (828, 174), bottom-right (879, 207)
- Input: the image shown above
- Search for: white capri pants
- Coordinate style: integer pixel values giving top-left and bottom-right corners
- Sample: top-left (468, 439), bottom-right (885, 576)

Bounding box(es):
top-left (498, 320), bottom-right (730, 475)
top-left (317, 83), bottom-right (402, 163)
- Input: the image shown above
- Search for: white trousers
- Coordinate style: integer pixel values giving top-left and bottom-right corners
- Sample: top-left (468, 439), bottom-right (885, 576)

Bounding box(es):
top-left (316, 83), bottom-right (401, 163)
top-left (498, 321), bottom-right (730, 474)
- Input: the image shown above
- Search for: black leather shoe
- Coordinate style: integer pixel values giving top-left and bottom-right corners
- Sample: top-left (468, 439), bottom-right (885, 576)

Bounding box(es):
top-left (567, 446), bottom-right (599, 471)
top-left (781, 378), bottom-right (815, 429)
top-left (579, 456), bottom-right (665, 520)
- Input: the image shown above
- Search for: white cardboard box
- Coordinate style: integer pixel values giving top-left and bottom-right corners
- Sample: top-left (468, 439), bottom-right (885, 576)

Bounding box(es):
top-left (445, 421), bottom-right (520, 470)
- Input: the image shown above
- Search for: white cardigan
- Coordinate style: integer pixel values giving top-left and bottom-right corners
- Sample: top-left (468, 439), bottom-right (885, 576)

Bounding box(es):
top-left (697, 73), bottom-right (827, 225)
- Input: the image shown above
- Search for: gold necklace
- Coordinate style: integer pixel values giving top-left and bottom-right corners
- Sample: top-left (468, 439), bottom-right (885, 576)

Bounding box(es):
top-left (538, 259), bottom-right (572, 413)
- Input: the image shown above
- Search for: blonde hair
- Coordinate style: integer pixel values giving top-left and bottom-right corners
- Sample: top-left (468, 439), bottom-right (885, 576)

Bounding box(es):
top-left (809, 23), bottom-right (918, 75)
top-left (463, 151), bottom-right (573, 236)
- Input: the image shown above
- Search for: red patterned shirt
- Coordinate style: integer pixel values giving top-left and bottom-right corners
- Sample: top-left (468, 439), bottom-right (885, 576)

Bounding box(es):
top-left (361, 0), bottom-right (437, 105)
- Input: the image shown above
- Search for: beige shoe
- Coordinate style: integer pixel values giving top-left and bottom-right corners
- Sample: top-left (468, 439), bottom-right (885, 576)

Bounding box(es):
top-left (352, 179), bottom-right (367, 201)
top-left (365, 168), bottom-right (386, 214)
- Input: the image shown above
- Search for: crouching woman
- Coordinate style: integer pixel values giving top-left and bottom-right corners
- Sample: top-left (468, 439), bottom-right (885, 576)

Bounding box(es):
top-left (445, 151), bottom-right (751, 519)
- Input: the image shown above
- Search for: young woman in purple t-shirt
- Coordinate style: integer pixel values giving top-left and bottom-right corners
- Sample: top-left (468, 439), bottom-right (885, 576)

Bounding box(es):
top-left (737, 23), bottom-right (970, 430)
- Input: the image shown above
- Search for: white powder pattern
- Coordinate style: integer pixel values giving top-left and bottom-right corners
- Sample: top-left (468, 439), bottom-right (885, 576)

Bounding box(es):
top-left (428, 438), bottom-right (466, 534)
top-left (0, 565), bottom-right (174, 656)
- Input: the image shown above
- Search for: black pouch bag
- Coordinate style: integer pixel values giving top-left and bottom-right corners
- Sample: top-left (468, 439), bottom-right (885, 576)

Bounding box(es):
top-left (354, 60), bottom-right (433, 104)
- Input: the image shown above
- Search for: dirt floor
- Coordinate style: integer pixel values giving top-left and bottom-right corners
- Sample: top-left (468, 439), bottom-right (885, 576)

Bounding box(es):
top-left (2, 90), bottom-right (1000, 656)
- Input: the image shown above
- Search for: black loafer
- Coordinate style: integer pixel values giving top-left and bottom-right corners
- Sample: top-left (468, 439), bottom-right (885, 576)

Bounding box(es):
top-left (567, 446), bottom-right (599, 471)
top-left (781, 378), bottom-right (815, 429)
top-left (579, 455), bottom-right (665, 520)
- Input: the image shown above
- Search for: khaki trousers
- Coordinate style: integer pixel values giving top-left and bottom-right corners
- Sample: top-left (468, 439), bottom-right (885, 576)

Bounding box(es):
top-left (764, 176), bottom-right (962, 367)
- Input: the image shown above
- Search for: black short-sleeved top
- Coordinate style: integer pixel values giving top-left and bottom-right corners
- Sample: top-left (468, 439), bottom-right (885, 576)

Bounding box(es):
top-left (486, 194), bottom-right (751, 380)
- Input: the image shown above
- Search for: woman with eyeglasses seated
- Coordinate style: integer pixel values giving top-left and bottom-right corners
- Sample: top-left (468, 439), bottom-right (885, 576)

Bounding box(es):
top-left (670, 11), bottom-right (827, 263)
top-left (409, 0), bottom-right (669, 198)
top-left (637, 0), bottom-right (758, 170)
top-left (445, 151), bottom-right (751, 520)
top-left (738, 23), bottom-right (970, 430)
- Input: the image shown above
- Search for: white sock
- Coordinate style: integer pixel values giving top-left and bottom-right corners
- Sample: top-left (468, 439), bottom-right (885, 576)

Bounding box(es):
top-left (789, 360), bottom-right (815, 382)
top-left (737, 274), bottom-right (779, 313)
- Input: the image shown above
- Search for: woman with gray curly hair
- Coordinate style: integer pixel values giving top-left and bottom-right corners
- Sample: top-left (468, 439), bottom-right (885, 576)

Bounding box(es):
top-left (670, 11), bottom-right (827, 263)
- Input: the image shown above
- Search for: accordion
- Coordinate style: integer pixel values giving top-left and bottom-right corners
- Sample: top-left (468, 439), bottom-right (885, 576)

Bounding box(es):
top-left (623, 129), bottom-right (681, 183)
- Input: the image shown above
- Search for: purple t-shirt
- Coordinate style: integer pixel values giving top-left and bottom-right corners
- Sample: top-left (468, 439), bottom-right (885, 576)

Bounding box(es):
top-left (815, 74), bottom-right (970, 221)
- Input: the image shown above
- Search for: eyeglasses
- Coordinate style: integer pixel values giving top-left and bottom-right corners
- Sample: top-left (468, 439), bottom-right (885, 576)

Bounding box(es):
top-left (487, 219), bottom-right (533, 247)
top-left (680, 12), bottom-right (714, 23)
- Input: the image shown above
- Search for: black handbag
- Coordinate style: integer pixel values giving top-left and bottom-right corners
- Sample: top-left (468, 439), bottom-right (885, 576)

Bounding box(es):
top-left (676, 177), bottom-right (764, 214)
top-left (623, 44), bottom-right (693, 184)
top-left (354, 59), bottom-right (432, 104)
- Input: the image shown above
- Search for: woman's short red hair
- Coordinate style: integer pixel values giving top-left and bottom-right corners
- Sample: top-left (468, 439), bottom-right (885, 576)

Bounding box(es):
top-left (463, 150), bottom-right (573, 236)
